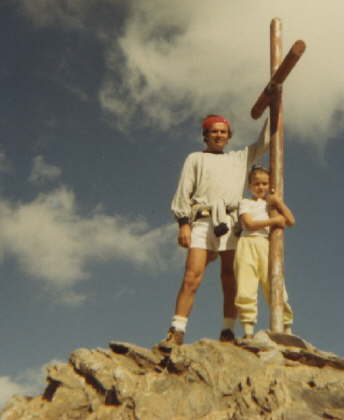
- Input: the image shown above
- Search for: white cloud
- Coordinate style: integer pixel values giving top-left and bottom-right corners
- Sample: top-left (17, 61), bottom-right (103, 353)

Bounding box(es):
top-left (0, 186), bottom-right (176, 304)
top-left (0, 359), bottom-right (62, 410)
top-left (19, 0), bottom-right (91, 28)
top-left (29, 155), bottom-right (62, 185)
top-left (0, 377), bottom-right (27, 409)
top-left (20, 1), bottom-right (343, 146)
top-left (19, 0), bottom-right (127, 40)
top-left (98, 0), bottom-right (344, 146)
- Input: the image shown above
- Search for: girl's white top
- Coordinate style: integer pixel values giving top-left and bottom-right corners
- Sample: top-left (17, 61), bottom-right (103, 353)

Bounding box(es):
top-left (239, 198), bottom-right (270, 238)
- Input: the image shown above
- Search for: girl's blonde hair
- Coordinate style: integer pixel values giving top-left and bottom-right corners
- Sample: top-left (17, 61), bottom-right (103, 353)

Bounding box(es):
top-left (248, 164), bottom-right (270, 183)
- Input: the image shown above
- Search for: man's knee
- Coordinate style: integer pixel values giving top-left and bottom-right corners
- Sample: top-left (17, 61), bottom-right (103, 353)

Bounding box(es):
top-left (182, 269), bottom-right (203, 294)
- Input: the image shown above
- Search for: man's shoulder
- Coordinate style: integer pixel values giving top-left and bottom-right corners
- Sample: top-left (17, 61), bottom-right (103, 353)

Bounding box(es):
top-left (188, 151), bottom-right (203, 158)
top-left (183, 151), bottom-right (203, 163)
top-left (226, 147), bottom-right (248, 160)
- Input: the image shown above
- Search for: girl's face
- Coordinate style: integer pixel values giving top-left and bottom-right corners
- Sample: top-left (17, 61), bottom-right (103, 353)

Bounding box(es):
top-left (204, 122), bottom-right (229, 152)
top-left (249, 171), bottom-right (270, 200)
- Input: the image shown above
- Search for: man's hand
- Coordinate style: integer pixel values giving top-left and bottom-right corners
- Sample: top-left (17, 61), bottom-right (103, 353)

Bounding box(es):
top-left (178, 224), bottom-right (191, 248)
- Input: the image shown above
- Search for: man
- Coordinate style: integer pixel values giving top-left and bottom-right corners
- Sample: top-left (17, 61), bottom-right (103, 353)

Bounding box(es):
top-left (159, 115), bottom-right (269, 351)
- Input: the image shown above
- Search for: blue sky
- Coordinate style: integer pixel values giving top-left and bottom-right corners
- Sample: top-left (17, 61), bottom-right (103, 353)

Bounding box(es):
top-left (1, 0), bottom-right (344, 405)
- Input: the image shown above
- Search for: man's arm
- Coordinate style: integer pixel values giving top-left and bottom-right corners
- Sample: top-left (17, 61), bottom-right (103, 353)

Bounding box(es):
top-left (171, 153), bottom-right (197, 248)
top-left (178, 224), bottom-right (192, 248)
top-left (247, 117), bottom-right (270, 165)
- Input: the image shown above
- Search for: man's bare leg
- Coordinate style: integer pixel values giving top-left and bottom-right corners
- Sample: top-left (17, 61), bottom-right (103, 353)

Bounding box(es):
top-left (175, 248), bottom-right (216, 317)
top-left (158, 248), bottom-right (216, 350)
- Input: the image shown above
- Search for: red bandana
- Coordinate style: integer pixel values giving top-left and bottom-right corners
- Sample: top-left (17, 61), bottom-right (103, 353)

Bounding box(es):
top-left (202, 115), bottom-right (230, 131)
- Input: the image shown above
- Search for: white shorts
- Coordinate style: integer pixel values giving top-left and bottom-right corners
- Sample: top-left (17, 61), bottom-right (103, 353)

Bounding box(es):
top-left (190, 217), bottom-right (238, 252)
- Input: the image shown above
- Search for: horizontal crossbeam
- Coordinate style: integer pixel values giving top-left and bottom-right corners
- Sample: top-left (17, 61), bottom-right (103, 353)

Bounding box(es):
top-left (251, 40), bottom-right (306, 119)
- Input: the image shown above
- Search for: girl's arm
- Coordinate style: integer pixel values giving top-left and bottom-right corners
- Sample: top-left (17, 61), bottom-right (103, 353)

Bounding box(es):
top-left (267, 194), bottom-right (295, 226)
top-left (240, 213), bottom-right (286, 231)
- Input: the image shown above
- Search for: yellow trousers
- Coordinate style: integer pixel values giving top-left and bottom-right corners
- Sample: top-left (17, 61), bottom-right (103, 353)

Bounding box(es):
top-left (234, 236), bottom-right (293, 325)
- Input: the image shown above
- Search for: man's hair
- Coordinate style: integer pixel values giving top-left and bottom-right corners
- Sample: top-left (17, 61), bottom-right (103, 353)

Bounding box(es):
top-left (248, 164), bottom-right (270, 183)
top-left (202, 114), bottom-right (233, 140)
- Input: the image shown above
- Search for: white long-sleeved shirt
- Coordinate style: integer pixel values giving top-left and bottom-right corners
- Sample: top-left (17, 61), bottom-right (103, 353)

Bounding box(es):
top-left (171, 119), bottom-right (270, 224)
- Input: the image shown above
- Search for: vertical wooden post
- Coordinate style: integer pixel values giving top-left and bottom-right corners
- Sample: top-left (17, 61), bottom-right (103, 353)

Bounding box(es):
top-left (269, 18), bottom-right (284, 333)
top-left (251, 19), bottom-right (305, 333)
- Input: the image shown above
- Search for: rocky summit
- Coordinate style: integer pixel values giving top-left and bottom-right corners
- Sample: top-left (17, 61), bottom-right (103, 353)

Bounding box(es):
top-left (2, 331), bottom-right (344, 420)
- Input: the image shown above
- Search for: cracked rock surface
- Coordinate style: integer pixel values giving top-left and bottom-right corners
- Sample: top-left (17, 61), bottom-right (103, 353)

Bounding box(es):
top-left (2, 331), bottom-right (344, 420)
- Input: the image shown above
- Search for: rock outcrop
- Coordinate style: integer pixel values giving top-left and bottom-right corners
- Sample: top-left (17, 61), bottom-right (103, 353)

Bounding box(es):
top-left (2, 331), bottom-right (344, 420)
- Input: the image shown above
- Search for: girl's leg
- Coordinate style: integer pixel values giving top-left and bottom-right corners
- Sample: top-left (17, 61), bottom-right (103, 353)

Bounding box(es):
top-left (234, 238), bottom-right (259, 334)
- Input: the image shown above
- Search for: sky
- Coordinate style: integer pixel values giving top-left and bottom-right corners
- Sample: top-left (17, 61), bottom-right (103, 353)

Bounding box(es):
top-left (1, 0), bottom-right (344, 407)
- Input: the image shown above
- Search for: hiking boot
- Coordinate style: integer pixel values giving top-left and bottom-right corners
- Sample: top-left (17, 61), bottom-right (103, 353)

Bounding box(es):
top-left (158, 327), bottom-right (184, 353)
top-left (219, 328), bottom-right (235, 342)
top-left (242, 334), bottom-right (253, 340)
top-left (235, 334), bottom-right (254, 346)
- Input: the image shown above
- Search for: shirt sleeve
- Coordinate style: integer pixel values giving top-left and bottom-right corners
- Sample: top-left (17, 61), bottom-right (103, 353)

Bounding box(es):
top-left (247, 117), bottom-right (270, 166)
top-left (171, 153), bottom-right (197, 224)
top-left (238, 199), bottom-right (252, 216)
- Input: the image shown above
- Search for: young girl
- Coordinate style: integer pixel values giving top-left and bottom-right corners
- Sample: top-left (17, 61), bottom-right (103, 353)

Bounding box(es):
top-left (234, 165), bottom-right (294, 339)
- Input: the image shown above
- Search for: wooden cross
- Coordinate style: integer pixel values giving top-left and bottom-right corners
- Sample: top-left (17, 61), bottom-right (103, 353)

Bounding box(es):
top-left (251, 18), bottom-right (306, 333)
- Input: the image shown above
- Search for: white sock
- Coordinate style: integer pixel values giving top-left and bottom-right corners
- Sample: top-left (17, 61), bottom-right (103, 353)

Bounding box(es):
top-left (243, 322), bottom-right (254, 336)
top-left (171, 315), bottom-right (188, 332)
top-left (223, 317), bottom-right (236, 331)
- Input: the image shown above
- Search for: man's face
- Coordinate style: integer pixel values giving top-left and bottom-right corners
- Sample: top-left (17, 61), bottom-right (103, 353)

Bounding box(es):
top-left (204, 122), bottom-right (230, 152)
